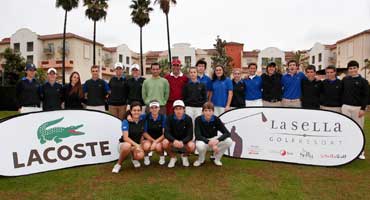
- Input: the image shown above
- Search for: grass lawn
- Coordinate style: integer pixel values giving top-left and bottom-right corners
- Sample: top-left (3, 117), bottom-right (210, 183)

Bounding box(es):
top-left (0, 111), bottom-right (369, 200)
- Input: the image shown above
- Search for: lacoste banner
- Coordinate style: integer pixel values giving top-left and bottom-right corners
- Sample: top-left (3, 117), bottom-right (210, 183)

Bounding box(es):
top-left (0, 110), bottom-right (122, 176)
top-left (219, 107), bottom-right (365, 167)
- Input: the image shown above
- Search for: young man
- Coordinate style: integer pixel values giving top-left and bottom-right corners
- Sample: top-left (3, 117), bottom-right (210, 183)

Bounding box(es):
top-left (281, 60), bottom-right (306, 107)
top-left (261, 62), bottom-right (282, 107)
top-left (108, 63), bottom-right (128, 120)
top-left (193, 102), bottom-right (233, 166)
top-left (127, 64), bottom-right (145, 112)
top-left (230, 68), bottom-right (246, 108)
top-left (301, 65), bottom-right (321, 109)
top-left (196, 60), bottom-right (212, 99)
top-left (244, 63), bottom-right (262, 107)
top-left (183, 67), bottom-right (207, 122)
top-left (163, 100), bottom-right (195, 168)
top-left (164, 59), bottom-right (189, 115)
top-left (341, 60), bottom-right (369, 160)
top-left (142, 62), bottom-right (169, 115)
top-left (320, 66), bottom-right (343, 112)
top-left (16, 63), bottom-right (42, 113)
top-left (40, 68), bottom-right (63, 111)
top-left (83, 65), bottom-right (110, 112)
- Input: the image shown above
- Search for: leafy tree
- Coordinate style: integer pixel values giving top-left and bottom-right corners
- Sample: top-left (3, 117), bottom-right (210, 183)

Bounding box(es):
top-left (211, 35), bottom-right (233, 76)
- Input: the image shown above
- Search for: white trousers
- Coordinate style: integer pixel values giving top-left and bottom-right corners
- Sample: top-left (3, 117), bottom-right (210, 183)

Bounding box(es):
top-left (196, 137), bottom-right (233, 162)
top-left (86, 105), bottom-right (106, 112)
top-left (214, 106), bottom-right (225, 117)
top-left (20, 106), bottom-right (42, 113)
top-left (186, 107), bottom-right (202, 121)
top-left (245, 99), bottom-right (263, 107)
top-left (341, 104), bottom-right (365, 129)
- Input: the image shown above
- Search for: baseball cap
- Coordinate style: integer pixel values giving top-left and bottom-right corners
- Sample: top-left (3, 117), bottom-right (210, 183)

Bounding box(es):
top-left (47, 68), bottom-right (57, 74)
top-left (172, 59), bottom-right (181, 66)
top-left (131, 64), bottom-right (140, 71)
top-left (173, 100), bottom-right (185, 108)
top-left (114, 62), bottom-right (124, 69)
top-left (149, 100), bottom-right (160, 108)
top-left (25, 63), bottom-right (36, 71)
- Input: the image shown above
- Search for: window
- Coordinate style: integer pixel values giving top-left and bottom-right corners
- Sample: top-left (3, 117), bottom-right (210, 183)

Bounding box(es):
top-left (83, 44), bottom-right (90, 59)
top-left (27, 42), bottom-right (34, 52)
top-left (312, 56), bottom-right (315, 64)
top-left (14, 43), bottom-right (20, 52)
top-left (98, 48), bottom-right (101, 57)
top-left (261, 57), bottom-right (269, 66)
top-left (274, 58), bottom-right (282, 66)
top-left (185, 56), bottom-right (191, 67)
top-left (338, 47), bottom-right (341, 56)
top-left (126, 56), bottom-right (130, 65)
top-left (318, 53), bottom-right (322, 62)
top-left (119, 54), bottom-right (123, 63)
top-left (26, 55), bottom-right (33, 64)
top-left (318, 65), bottom-right (322, 70)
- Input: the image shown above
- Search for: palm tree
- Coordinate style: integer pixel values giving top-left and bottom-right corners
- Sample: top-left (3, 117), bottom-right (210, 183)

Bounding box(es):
top-left (83, 0), bottom-right (108, 66)
top-left (56, 0), bottom-right (79, 85)
top-left (130, 0), bottom-right (153, 75)
top-left (154, 0), bottom-right (177, 66)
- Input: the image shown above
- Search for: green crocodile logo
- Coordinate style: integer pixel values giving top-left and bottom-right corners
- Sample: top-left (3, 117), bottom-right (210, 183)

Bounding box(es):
top-left (37, 117), bottom-right (85, 144)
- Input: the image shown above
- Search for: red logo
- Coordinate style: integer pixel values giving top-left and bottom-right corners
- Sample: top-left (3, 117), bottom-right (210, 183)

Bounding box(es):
top-left (280, 150), bottom-right (287, 156)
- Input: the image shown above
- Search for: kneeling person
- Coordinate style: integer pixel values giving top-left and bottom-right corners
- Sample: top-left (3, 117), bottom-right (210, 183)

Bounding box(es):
top-left (194, 102), bottom-right (233, 166)
top-left (142, 100), bottom-right (167, 166)
top-left (112, 102), bottom-right (146, 173)
top-left (163, 100), bottom-right (195, 168)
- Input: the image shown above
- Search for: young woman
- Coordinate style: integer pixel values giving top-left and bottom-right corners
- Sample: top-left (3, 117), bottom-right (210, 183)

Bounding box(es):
top-left (209, 65), bottom-right (233, 116)
top-left (141, 100), bottom-right (167, 166)
top-left (193, 102), bottom-right (233, 167)
top-left (112, 101), bottom-right (146, 173)
top-left (63, 72), bottom-right (84, 109)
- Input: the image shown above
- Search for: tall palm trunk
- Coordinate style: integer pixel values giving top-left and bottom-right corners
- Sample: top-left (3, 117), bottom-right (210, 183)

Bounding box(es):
top-left (62, 10), bottom-right (68, 85)
top-left (165, 13), bottom-right (172, 67)
top-left (140, 26), bottom-right (144, 76)
top-left (93, 20), bottom-right (96, 66)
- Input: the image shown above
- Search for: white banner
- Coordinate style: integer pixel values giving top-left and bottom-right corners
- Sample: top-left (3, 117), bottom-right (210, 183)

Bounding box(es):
top-left (0, 110), bottom-right (122, 176)
top-left (220, 107), bottom-right (365, 166)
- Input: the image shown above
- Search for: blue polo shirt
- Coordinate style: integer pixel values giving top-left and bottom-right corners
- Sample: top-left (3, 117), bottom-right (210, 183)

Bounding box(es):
top-left (211, 78), bottom-right (233, 107)
top-left (281, 72), bottom-right (306, 99)
top-left (244, 75), bottom-right (262, 100)
top-left (198, 75), bottom-right (212, 91)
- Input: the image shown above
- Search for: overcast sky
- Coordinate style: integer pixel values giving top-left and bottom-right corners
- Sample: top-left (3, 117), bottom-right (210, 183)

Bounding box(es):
top-left (1, 0), bottom-right (369, 52)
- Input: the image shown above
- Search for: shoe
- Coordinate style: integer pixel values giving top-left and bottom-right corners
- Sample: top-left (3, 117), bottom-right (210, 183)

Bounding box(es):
top-left (181, 156), bottom-right (190, 167)
top-left (144, 156), bottom-right (151, 166)
top-left (132, 160), bottom-right (141, 168)
top-left (210, 155), bottom-right (215, 160)
top-left (159, 156), bottom-right (166, 165)
top-left (148, 151), bottom-right (153, 157)
top-left (193, 159), bottom-right (204, 167)
top-left (213, 159), bottom-right (223, 166)
top-left (112, 164), bottom-right (121, 173)
top-left (168, 157), bottom-right (177, 168)
top-left (359, 152), bottom-right (366, 160)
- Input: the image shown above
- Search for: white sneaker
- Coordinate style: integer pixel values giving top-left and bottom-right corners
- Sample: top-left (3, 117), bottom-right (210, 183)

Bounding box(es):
top-left (144, 156), bottom-right (151, 166)
top-left (132, 160), bottom-right (141, 168)
top-left (213, 159), bottom-right (223, 166)
top-left (112, 164), bottom-right (121, 173)
top-left (210, 155), bottom-right (215, 160)
top-left (359, 152), bottom-right (366, 160)
top-left (181, 156), bottom-right (190, 167)
top-left (193, 159), bottom-right (204, 167)
top-left (168, 157), bottom-right (177, 168)
top-left (159, 156), bottom-right (166, 165)
top-left (148, 151), bottom-right (153, 157)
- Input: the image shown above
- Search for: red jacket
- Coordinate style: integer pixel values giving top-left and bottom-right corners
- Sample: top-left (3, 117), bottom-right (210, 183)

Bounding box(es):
top-left (165, 72), bottom-right (189, 102)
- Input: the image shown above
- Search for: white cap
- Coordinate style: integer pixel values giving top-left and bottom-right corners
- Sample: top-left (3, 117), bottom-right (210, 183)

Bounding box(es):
top-left (47, 68), bottom-right (57, 74)
top-left (131, 64), bottom-right (140, 71)
top-left (149, 101), bottom-right (160, 108)
top-left (173, 100), bottom-right (185, 108)
top-left (114, 62), bottom-right (124, 69)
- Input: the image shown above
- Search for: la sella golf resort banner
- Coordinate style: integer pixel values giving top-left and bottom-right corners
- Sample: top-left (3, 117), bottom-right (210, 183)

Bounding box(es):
top-left (0, 108), bottom-right (365, 176)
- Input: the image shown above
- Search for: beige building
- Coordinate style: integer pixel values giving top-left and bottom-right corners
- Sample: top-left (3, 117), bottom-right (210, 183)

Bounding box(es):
top-left (335, 29), bottom-right (370, 79)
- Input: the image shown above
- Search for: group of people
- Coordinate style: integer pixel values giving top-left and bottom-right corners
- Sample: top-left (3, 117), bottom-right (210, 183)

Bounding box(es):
top-left (15, 58), bottom-right (368, 173)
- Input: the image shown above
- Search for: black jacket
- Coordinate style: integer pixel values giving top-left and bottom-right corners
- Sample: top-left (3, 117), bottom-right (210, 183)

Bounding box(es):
top-left (63, 84), bottom-right (84, 109)
top-left (165, 114), bottom-right (193, 143)
top-left (231, 80), bottom-right (246, 107)
top-left (320, 79), bottom-right (343, 107)
top-left (301, 79), bottom-right (321, 109)
top-left (108, 76), bottom-right (128, 106)
top-left (195, 115), bottom-right (230, 143)
top-left (15, 78), bottom-right (41, 108)
top-left (127, 77), bottom-right (145, 105)
top-left (40, 82), bottom-right (63, 111)
top-left (183, 81), bottom-right (207, 107)
top-left (261, 73), bottom-right (282, 102)
top-left (342, 75), bottom-right (369, 110)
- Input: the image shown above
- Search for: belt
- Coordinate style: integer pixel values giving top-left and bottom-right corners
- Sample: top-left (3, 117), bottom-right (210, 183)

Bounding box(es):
top-left (282, 98), bottom-right (300, 102)
top-left (267, 99), bottom-right (281, 103)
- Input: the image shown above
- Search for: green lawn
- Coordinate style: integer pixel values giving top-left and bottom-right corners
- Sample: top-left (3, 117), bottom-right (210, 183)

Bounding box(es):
top-left (0, 111), bottom-right (369, 200)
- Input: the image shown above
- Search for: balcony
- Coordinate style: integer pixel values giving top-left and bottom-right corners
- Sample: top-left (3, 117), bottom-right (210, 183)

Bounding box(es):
top-left (101, 66), bottom-right (115, 76)
top-left (43, 47), bottom-right (55, 55)
top-left (40, 60), bottom-right (74, 69)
